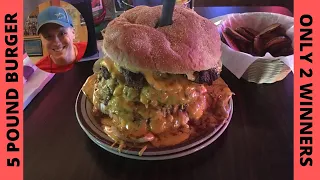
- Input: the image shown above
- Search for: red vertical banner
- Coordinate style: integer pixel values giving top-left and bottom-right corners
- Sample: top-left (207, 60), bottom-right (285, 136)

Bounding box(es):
top-left (0, 0), bottom-right (23, 180)
top-left (294, 0), bottom-right (320, 179)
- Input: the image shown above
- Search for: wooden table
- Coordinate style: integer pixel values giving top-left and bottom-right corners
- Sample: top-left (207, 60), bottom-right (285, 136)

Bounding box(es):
top-left (24, 6), bottom-right (293, 180)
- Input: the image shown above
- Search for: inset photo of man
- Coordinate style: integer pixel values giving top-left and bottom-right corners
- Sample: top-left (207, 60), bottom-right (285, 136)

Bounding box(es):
top-left (24, 1), bottom-right (88, 73)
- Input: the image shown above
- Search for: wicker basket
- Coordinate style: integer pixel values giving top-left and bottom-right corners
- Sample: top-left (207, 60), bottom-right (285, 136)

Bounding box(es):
top-left (215, 12), bottom-right (294, 84)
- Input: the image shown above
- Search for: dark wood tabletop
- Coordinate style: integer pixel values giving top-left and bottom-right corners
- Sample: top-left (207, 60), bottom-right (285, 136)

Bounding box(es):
top-left (24, 6), bottom-right (293, 180)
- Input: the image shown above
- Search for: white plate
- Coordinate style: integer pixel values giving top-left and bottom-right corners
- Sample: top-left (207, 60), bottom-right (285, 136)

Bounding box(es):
top-left (81, 111), bottom-right (232, 161)
top-left (75, 88), bottom-right (233, 159)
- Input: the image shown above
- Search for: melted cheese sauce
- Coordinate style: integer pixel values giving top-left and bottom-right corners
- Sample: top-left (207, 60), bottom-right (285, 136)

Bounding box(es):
top-left (82, 57), bottom-right (232, 147)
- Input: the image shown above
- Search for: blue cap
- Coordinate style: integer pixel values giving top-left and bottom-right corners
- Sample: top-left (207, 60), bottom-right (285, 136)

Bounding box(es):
top-left (37, 6), bottom-right (73, 34)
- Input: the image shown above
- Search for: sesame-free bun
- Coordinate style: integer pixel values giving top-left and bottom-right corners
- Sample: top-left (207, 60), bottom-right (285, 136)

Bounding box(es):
top-left (102, 5), bottom-right (222, 74)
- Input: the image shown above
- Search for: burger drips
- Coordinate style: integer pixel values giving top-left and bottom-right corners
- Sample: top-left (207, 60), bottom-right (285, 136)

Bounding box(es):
top-left (83, 57), bottom-right (233, 148)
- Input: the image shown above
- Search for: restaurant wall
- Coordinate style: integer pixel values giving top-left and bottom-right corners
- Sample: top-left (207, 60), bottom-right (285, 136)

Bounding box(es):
top-left (24, 0), bottom-right (44, 23)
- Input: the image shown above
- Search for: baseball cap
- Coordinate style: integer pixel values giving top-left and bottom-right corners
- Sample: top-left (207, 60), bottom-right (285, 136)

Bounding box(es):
top-left (37, 6), bottom-right (73, 34)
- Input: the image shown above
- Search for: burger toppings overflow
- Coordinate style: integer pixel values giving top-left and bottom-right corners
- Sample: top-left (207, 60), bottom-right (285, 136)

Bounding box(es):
top-left (83, 58), bottom-right (232, 148)
top-left (81, 5), bottom-right (233, 150)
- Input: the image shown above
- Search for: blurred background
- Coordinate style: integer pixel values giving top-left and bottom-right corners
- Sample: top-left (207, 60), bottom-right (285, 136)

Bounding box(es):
top-left (23, 0), bottom-right (293, 62)
top-left (24, 0), bottom-right (293, 39)
top-left (198, 0), bottom-right (292, 12)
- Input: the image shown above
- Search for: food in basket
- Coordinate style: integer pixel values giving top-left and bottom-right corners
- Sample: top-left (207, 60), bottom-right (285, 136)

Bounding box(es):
top-left (234, 27), bottom-right (258, 42)
top-left (221, 23), bottom-right (293, 57)
top-left (81, 6), bottom-right (233, 152)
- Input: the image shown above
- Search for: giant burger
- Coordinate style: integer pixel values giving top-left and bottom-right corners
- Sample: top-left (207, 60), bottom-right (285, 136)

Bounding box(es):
top-left (82, 5), bottom-right (233, 151)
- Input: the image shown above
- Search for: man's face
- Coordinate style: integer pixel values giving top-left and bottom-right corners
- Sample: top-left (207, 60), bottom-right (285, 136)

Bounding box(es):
top-left (39, 23), bottom-right (76, 65)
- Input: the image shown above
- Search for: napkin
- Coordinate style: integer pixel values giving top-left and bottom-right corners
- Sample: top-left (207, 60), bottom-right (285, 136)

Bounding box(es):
top-left (23, 54), bottom-right (38, 84)
top-left (23, 54), bottom-right (55, 109)
top-left (215, 12), bottom-right (294, 79)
